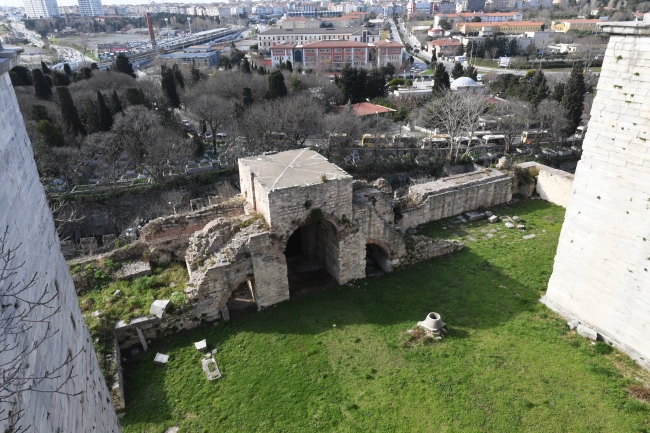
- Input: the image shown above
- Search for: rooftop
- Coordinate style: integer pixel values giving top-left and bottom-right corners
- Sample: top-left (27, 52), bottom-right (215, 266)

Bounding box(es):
top-left (410, 169), bottom-right (508, 201)
top-left (240, 149), bottom-right (351, 191)
top-left (335, 102), bottom-right (397, 117)
top-left (260, 26), bottom-right (369, 35)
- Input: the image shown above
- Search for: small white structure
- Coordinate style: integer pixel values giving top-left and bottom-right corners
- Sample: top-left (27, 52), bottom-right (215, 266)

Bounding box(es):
top-left (150, 300), bottom-right (170, 318)
top-left (450, 77), bottom-right (485, 94)
top-left (202, 357), bottom-right (221, 380)
top-left (194, 339), bottom-right (207, 351)
top-left (154, 353), bottom-right (169, 364)
top-left (418, 312), bottom-right (446, 334)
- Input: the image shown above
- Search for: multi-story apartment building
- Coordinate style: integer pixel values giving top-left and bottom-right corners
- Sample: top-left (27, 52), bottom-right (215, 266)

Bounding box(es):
top-left (258, 27), bottom-right (380, 50)
top-left (24, 0), bottom-right (59, 18)
top-left (550, 19), bottom-right (605, 33)
top-left (456, 20), bottom-right (543, 35)
top-left (78, 0), bottom-right (103, 17)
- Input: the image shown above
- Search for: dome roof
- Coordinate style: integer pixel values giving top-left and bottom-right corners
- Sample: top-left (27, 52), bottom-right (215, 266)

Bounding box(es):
top-left (451, 76), bottom-right (480, 87)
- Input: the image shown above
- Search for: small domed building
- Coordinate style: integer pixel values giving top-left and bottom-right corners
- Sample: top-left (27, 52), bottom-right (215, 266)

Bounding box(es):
top-left (450, 76), bottom-right (485, 94)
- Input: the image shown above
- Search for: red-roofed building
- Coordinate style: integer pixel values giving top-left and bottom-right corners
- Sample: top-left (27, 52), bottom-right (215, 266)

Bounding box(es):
top-left (335, 102), bottom-right (397, 117)
top-left (428, 38), bottom-right (462, 56)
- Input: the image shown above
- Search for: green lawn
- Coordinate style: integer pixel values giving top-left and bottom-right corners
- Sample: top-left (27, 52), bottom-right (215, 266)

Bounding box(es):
top-left (118, 199), bottom-right (650, 433)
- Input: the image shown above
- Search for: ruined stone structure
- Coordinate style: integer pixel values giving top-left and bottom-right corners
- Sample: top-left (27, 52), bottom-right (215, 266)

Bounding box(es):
top-left (543, 16), bottom-right (650, 369)
top-left (0, 47), bottom-right (120, 431)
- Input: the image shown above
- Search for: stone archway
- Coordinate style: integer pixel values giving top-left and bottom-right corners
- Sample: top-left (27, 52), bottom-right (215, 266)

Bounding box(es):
top-left (284, 218), bottom-right (340, 294)
top-left (226, 279), bottom-right (257, 312)
top-left (365, 238), bottom-right (392, 277)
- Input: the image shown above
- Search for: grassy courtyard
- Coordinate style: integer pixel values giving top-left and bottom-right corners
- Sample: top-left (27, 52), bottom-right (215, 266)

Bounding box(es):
top-left (119, 199), bottom-right (650, 433)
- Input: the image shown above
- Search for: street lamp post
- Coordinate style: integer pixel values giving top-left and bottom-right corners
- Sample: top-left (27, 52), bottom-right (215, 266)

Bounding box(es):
top-left (187, 17), bottom-right (192, 35)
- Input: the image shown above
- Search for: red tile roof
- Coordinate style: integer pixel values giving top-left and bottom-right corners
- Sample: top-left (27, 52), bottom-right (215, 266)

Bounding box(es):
top-left (335, 102), bottom-right (396, 117)
top-left (430, 38), bottom-right (461, 46)
top-left (373, 40), bottom-right (404, 48)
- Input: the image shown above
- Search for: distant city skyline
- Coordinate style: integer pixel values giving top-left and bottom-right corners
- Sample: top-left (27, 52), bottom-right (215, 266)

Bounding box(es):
top-left (8, 0), bottom-right (229, 10)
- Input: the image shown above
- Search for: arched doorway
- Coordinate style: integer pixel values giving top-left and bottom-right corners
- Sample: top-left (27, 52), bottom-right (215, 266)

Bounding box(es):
top-left (226, 280), bottom-right (257, 313)
top-left (294, 49), bottom-right (303, 64)
top-left (284, 219), bottom-right (338, 295)
top-left (365, 242), bottom-right (392, 277)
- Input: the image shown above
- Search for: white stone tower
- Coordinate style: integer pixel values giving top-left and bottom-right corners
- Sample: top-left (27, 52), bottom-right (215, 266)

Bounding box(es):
top-left (543, 15), bottom-right (650, 369)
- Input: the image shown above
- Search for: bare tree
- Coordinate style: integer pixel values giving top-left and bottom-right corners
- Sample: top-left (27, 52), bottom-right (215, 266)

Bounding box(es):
top-left (494, 100), bottom-right (532, 154)
top-left (0, 227), bottom-right (83, 432)
top-left (536, 99), bottom-right (572, 150)
top-left (184, 92), bottom-right (235, 151)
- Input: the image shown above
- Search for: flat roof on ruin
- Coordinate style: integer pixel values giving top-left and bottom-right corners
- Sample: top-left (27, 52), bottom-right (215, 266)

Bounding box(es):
top-left (240, 149), bottom-right (351, 191)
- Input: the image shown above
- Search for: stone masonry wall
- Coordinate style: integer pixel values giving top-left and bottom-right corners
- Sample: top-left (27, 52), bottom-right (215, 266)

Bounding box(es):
top-left (543, 21), bottom-right (650, 369)
top-left (399, 170), bottom-right (512, 230)
top-left (518, 162), bottom-right (575, 208)
top-left (0, 59), bottom-right (120, 431)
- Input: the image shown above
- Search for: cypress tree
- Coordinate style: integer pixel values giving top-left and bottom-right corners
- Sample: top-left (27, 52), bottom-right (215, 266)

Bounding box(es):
top-left (52, 70), bottom-right (70, 86)
top-left (366, 68), bottom-right (387, 100)
top-left (551, 82), bottom-right (565, 103)
top-left (124, 87), bottom-right (144, 106)
top-left (285, 60), bottom-right (293, 72)
top-left (455, 43), bottom-right (465, 56)
top-left (432, 62), bottom-right (450, 95)
top-left (90, 62), bottom-right (98, 70)
top-left (115, 53), bottom-right (136, 78)
top-left (81, 67), bottom-right (93, 79)
top-left (527, 70), bottom-right (549, 110)
top-left (190, 65), bottom-right (202, 82)
top-left (9, 65), bottom-right (32, 86)
top-left (97, 91), bottom-right (113, 131)
top-left (242, 87), bottom-right (253, 107)
top-left (161, 65), bottom-right (180, 108)
top-left (463, 65), bottom-right (478, 81)
top-left (41, 61), bottom-right (51, 75)
top-left (56, 86), bottom-right (85, 135)
top-left (36, 120), bottom-right (65, 147)
top-left (63, 63), bottom-right (72, 75)
top-left (110, 90), bottom-right (123, 114)
top-left (31, 104), bottom-right (51, 122)
top-left (32, 69), bottom-right (52, 100)
top-left (84, 99), bottom-right (100, 134)
top-left (266, 70), bottom-right (287, 99)
top-left (561, 64), bottom-right (586, 133)
top-left (172, 64), bottom-right (185, 89)
top-left (241, 57), bottom-right (251, 74)
top-left (451, 62), bottom-right (464, 80)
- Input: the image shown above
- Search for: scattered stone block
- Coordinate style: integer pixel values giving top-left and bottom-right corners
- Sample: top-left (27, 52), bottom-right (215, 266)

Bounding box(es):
top-left (486, 233), bottom-right (494, 238)
top-left (484, 211), bottom-right (493, 218)
top-left (113, 290), bottom-right (122, 297)
top-left (488, 215), bottom-right (499, 224)
top-left (512, 216), bottom-right (521, 222)
top-left (202, 357), bottom-right (221, 380)
top-left (164, 427), bottom-right (179, 433)
top-left (194, 339), bottom-right (207, 351)
top-left (577, 324), bottom-right (598, 340)
top-left (118, 261), bottom-right (152, 280)
top-left (154, 353), bottom-right (169, 364)
top-left (505, 222), bottom-right (515, 229)
top-left (465, 211), bottom-right (485, 222)
top-left (150, 300), bottom-right (170, 318)
top-left (568, 320), bottom-right (580, 330)
top-left (522, 234), bottom-right (536, 240)
top-left (517, 224), bottom-right (526, 230)
top-left (91, 310), bottom-right (103, 317)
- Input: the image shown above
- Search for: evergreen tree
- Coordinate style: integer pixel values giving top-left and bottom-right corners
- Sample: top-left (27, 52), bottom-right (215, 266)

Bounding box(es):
top-left (463, 65), bottom-right (478, 81)
top-left (242, 87), bottom-right (254, 107)
top-left (110, 90), bottom-right (123, 114)
top-left (172, 64), bottom-right (185, 89)
top-left (366, 68), bottom-right (387, 100)
top-left (63, 63), bottom-right (72, 75)
top-left (561, 64), bottom-right (586, 133)
top-left (115, 53), bottom-right (136, 78)
top-left (52, 70), bottom-right (70, 86)
top-left (455, 43), bottom-right (465, 56)
top-left (41, 61), bottom-right (51, 75)
top-left (90, 62), bottom-right (98, 70)
top-left (285, 60), bottom-right (293, 72)
top-left (56, 86), bottom-right (85, 135)
top-left (335, 64), bottom-right (365, 103)
top-left (32, 69), bottom-right (52, 100)
top-left (36, 120), bottom-right (65, 147)
top-left (551, 82), bottom-right (565, 103)
top-left (190, 64), bottom-right (202, 82)
top-left (97, 91), bottom-right (113, 131)
top-left (84, 99), bottom-right (100, 134)
top-left (527, 70), bottom-right (549, 110)
top-left (508, 39), bottom-right (518, 56)
top-left (9, 65), bottom-right (33, 86)
top-left (241, 57), bottom-right (251, 74)
top-left (451, 62), bottom-right (464, 80)
top-left (289, 75), bottom-right (303, 91)
top-left (266, 70), bottom-right (287, 99)
top-left (81, 67), bottom-right (93, 79)
top-left (431, 49), bottom-right (437, 62)
top-left (31, 104), bottom-right (51, 122)
top-left (161, 65), bottom-right (180, 108)
top-left (432, 62), bottom-right (450, 95)
top-left (124, 87), bottom-right (145, 106)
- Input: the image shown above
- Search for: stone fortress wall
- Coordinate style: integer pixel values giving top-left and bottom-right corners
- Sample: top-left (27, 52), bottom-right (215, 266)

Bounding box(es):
top-left (0, 48), bottom-right (121, 431)
top-left (543, 16), bottom-right (650, 369)
top-left (518, 162), bottom-right (575, 208)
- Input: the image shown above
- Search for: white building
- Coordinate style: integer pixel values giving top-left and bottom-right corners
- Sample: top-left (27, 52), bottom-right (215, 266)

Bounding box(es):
top-left (78, 0), bottom-right (103, 17)
top-left (24, 0), bottom-right (59, 18)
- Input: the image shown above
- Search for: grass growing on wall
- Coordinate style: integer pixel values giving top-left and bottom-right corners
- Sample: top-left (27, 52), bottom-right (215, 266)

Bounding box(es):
top-left (118, 199), bottom-right (650, 433)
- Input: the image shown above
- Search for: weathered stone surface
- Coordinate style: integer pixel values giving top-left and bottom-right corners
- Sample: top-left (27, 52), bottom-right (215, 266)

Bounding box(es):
top-left (568, 320), bottom-right (580, 330)
top-left (118, 260), bottom-right (152, 279)
top-left (543, 21), bottom-right (650, 369)
top-left (154, 353), bottom-right (170, 364)
top-left (522, 234), bottom-right (536, 240)
top-left (0, 60), bottom-right (120, 431)
top-left (194, 339), bottom-right (207, 351)
top-left (505, 222), bottom-right (515, 229)
top-left (201, 357), bottom-right (221, 380)
top-left (488, 215), bottom-right (499, 223)
top-left (465, 211), bottom-right (485, 221)
top-left (150, 300), bottom-right (170, 318)
top-left (577, 325), bottom-right (598, 341)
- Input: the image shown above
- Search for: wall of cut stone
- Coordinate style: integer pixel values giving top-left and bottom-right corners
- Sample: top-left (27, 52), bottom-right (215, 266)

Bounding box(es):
top-left (518, 162), bottom-right (574, 208)
top-left (543, 22), bottom-right (650, 369)
top-left (399, 170), bottom-right (512, 230)
top-left (0, 60), bottom-right (120, 431)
